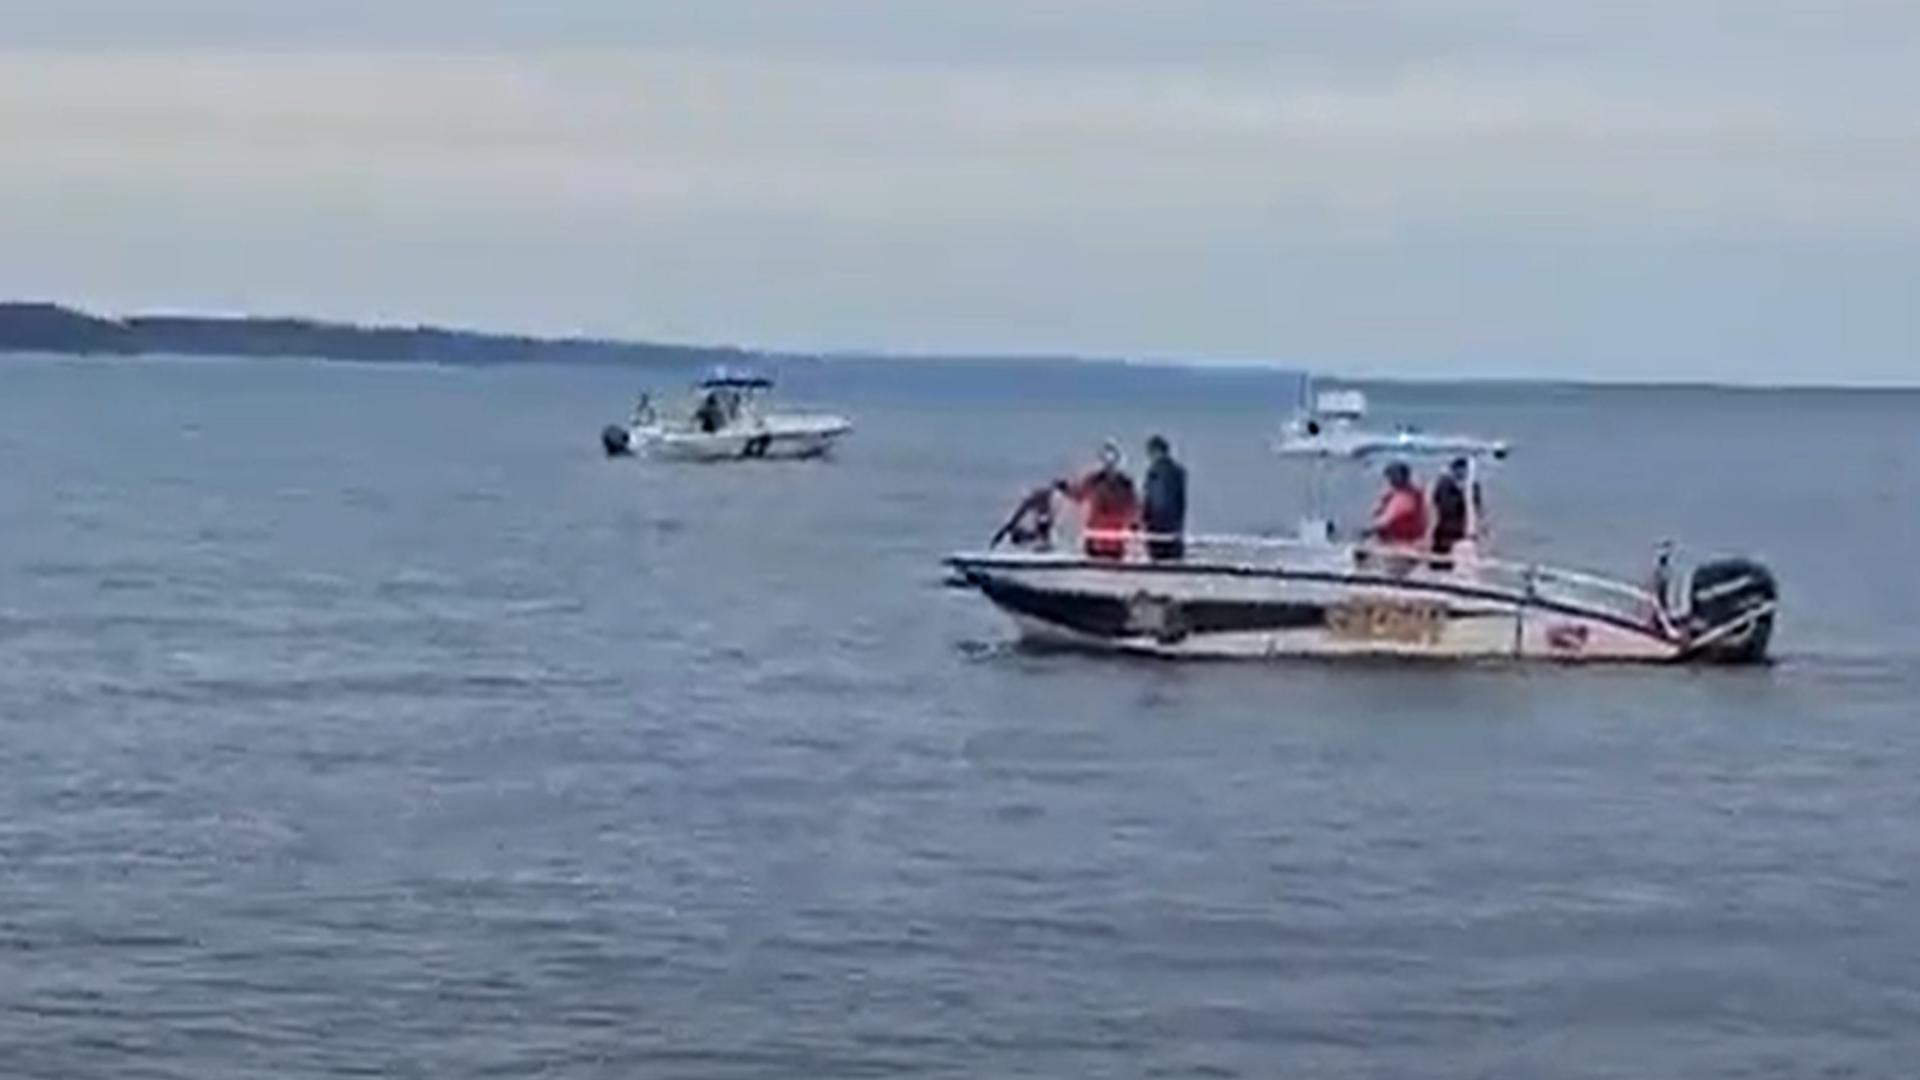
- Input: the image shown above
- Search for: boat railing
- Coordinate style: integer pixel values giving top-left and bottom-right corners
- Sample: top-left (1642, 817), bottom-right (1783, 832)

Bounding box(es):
top-left (1064, 528), bottom-right (1671, 632)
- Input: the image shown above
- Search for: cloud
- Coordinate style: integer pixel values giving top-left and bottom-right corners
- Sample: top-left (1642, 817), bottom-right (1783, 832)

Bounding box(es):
top-left (5, 50), bottom-right (1909, 230)
top-left (0, 1), bottom-right (1915, 381)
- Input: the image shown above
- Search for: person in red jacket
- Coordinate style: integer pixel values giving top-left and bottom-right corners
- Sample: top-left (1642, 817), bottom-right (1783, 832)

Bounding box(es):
top-left (1366, 461), bottom-right (1429, 548)
top-left (1057, 441), bottom-right (1140, 560)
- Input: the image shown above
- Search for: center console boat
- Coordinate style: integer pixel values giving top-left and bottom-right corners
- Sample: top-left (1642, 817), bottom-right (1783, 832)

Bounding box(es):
top-left (945, 388), bottom-right (1777, 664)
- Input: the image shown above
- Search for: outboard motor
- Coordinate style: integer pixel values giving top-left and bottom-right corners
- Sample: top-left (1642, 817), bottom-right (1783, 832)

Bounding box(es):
top-left (1684, 558), bottom-right (1778, 664)
top-left (601, 424), bottom-right (632, 458)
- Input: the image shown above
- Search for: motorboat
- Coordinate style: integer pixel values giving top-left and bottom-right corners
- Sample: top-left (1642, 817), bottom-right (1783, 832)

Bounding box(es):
top-left (944, 388), bottom-right (1778, 664)
top-left (601, 372), bottom-right (852, 461)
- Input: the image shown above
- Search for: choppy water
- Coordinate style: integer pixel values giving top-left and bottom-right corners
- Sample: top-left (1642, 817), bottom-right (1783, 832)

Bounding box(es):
top-left (3, 354), bottom-right (1918, 1077)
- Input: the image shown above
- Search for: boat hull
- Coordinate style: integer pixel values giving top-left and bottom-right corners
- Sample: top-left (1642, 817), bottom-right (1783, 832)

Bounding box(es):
top-left (947, 553), bottom-right (1693, 663)
top-left (632, 415), bottom-right (851, 462)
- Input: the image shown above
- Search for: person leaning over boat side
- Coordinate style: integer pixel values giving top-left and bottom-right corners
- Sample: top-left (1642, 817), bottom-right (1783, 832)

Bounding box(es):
top-left (1142, 434), bottom-right (1187, 561)
top-left (1365, 461), bottom-right (1429, 549)
top-left (1057, 440), bottom-right (1140, 560)
top-left (991, 485), bottom-right (1057, 551)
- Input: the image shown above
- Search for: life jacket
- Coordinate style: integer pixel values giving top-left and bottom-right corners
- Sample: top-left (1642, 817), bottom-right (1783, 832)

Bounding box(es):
top-left (1375, 486), bottom-right (1429, 546)
top-left (1068, 468), bottom-right (1139, 558)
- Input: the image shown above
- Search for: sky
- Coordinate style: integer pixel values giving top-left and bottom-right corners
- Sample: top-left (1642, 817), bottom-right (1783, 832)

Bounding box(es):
top-left (1, 1), bottom-right (1915, 384)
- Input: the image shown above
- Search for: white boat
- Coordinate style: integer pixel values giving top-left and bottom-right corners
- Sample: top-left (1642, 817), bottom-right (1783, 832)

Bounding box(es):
top-left (945, 388), bottom-right (1778, 664)
top-left (602, 373), bottom-right (851, 462)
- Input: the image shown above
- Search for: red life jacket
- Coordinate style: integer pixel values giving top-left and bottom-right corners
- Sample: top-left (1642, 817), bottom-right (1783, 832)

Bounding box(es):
top-left (1375, 486), bottom-right (1429, 546)
top-left (1066, 468), bottom-right (1139, 558)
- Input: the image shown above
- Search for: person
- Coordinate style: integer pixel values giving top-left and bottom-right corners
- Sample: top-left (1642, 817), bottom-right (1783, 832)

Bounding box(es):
top-left (1141, 434), bottom-right (1187, 561)
top-left (694, 390), bottom-right (725, 433)
top-left (1430, 457), bottom-right (1471, 555)
top-left (1366, 461), bottom-right (1429, 549)
top-left (991, 486), bottom-right (1056, 551)
top-left (1057, 441), bottom-right (1140, 560)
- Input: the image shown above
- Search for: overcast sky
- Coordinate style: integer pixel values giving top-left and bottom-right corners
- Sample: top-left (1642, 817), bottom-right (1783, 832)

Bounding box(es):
top-left (2, 1), bottom-right (1915, 383)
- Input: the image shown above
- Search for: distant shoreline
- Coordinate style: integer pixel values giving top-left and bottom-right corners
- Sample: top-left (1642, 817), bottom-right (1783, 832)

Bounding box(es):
top-left (2, 301), bottom-right (1909, 392)
top-left (0, 301), bottom-right (768, 370)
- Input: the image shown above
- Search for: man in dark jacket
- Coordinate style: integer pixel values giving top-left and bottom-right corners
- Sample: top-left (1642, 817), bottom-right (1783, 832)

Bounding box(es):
top-left (1142, 434), bottom-right (1187, 561)
top-left (1430, 457), bottom-right (1478, 556)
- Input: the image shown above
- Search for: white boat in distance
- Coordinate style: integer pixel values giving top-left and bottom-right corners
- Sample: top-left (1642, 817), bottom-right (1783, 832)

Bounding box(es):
top-left (945, 389), bottom-right (1778, 664)
top-left (602, 372), bottom-right (852, 462)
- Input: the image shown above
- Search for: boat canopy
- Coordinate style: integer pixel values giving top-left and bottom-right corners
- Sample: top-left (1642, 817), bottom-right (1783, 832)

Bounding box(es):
top-left (698, 373), bottom-right (773, 390)
top-left (1274, 384), bottom-right (1510, 461)
top-left (1276, 425), bottom-right (1510, 461)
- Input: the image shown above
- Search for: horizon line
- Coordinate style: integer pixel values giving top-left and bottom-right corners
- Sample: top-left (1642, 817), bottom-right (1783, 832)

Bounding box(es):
top-left (8, 299), bottom-right (1916, 394)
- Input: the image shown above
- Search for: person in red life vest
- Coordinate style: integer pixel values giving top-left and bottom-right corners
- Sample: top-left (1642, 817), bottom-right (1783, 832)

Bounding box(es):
top-left (1056, 440), bottom-right (1140, 560)
top-left (1365, 461), bottom-right (1429, 549)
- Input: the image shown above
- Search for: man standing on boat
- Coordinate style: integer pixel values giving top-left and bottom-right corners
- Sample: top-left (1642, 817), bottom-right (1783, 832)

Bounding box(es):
top-left (1058, 441), bottom-right (1140, 560)
top-left (1430, 457), bottom-right (1477, 556)
top-left (1366, 461), bottom-right (1429, 549)
top-left (694, 390), bottom-right (726, 433)
top-left (1142, 434), bottom-right (1187, 561)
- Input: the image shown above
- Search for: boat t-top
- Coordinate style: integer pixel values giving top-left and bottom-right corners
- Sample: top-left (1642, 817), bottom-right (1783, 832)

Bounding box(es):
top-left (602, 370), bottom-right (852, 461)
top-left (945, 387), bottom-right (1778, 664)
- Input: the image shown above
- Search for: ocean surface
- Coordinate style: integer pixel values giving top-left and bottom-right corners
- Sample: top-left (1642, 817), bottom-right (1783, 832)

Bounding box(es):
top-left (3, 353), bottom-right (1918, 1078)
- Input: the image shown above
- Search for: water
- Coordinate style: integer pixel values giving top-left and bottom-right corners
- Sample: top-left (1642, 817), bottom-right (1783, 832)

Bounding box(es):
top-left (3, 353), bottom-right (1918, 1077)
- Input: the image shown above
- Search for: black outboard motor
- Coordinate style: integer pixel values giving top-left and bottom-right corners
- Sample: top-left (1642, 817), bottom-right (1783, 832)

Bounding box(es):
top-left (601, 424), bottom-right (632, 458)
top-left (1684, 558), bottom-right (1778, 664)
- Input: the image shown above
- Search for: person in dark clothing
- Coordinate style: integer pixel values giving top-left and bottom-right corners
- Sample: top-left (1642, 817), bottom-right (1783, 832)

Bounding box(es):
top-left (991, 485), bottom-right (1056, 551)
top-left (1430, 457), bottom-right (1477, 556)
top-left (694, 390), bottom-right (726, 433)
top-left (1141, 434), bottom-right (1187, 561)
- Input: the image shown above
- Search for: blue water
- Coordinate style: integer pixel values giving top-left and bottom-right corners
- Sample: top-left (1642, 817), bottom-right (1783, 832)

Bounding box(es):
top-left (3, 354), bottom-right (1918, 1077)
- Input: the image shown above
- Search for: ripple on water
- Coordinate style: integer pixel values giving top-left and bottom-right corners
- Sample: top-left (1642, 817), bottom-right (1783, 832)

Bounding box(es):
top-left (4, 361), bottom-right (1920, 1077)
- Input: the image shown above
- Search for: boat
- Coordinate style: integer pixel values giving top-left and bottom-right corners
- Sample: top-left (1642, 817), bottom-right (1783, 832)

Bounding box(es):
top-left (944, 388), bottom-right (1778, 664)
top-left (601, 373), bottom-right (851, 461)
